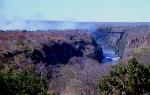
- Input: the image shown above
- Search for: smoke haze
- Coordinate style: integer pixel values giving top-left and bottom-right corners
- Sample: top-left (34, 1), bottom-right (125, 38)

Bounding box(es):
top-left (0, 20), bottom-right (98, 30)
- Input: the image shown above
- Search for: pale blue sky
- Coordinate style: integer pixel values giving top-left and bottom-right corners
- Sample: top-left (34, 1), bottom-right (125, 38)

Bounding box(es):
top-left (0, 0), bottom-right (150, 22)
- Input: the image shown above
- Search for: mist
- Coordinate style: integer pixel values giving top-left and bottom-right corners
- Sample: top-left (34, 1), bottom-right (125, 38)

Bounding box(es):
top-left (0, 20), bottom-right (98, 31)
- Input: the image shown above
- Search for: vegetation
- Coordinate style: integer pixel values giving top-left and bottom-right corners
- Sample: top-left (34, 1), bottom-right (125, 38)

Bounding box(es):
top-left (0, 27), bottom-right (150, 95)
top-left (0, 64), bottom-right (48, 95)
top-left (49, 57), bottom-right (112, 95)
top-left (132, 47), bottom-right (150, 65)
top-left (98, 58), bottom-right (150, 95)
top-left (0, 30), bottom-right (104, 95)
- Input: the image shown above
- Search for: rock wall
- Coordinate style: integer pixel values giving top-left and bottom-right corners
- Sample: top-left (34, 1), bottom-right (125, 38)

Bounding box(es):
top-left (94, 26), bottom-right (150, 59)
top-left (116, 26), bottom-right (150, 58)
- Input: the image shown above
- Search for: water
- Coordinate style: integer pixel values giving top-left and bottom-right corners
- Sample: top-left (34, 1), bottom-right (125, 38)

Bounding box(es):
top-left (102, 48), bottom-right (120, 64)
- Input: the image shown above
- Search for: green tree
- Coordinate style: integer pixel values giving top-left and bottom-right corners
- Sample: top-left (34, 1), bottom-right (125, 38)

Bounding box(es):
top-left (98, 58), bottom-right (150, 95)
top-left (0, 64), bottom-right (48, 95)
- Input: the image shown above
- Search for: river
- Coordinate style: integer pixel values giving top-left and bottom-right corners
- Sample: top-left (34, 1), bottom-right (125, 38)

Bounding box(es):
top-left (102, 48), bottom-right (120, 64)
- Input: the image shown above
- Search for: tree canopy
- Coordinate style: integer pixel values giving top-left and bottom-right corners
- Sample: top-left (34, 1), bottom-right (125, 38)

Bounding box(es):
top-left (99, 58), bottom-right (150, 95)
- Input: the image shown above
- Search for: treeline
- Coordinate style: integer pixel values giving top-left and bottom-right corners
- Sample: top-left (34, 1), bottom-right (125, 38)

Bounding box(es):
top-left (0, 30), bottom-right (150, 95)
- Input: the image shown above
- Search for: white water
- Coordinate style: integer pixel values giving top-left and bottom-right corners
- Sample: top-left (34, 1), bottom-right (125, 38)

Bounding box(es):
top-left (102, 48), bottom-right (120, 64)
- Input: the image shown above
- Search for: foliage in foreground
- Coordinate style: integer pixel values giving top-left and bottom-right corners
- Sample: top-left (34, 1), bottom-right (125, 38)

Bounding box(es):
top-left (0, 64), bottom-right (48, 95)
top-left (99, 58), bottom-right (150, 95)
top-left (132, 47), bottom-right (150, 65)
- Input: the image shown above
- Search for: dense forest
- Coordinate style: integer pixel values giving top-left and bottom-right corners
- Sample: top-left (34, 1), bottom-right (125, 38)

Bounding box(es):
top-left (0, 25), bottom-right (150, 95)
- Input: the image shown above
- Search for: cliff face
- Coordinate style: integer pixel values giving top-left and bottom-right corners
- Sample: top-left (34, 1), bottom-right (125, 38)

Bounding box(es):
top-left (116, 26), bottom-right (150, 58)
top-left (0, 30), bottom-right (103, 65)
top-left (94, 26), bottom-right (150, 60)
top-left (93, 27), bottom-right (125, 49)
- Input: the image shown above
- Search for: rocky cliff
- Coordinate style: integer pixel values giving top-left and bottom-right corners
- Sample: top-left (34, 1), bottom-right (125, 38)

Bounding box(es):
top-left (94, 25), bottom-right (150, 61)
top-left (116, 26), bottom-right (150, 58)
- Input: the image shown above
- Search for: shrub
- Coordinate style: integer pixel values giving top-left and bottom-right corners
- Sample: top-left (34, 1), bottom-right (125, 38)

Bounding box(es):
top-left (132, 47), bottom-right (150, 65)
top-left (49, 57), bottom-right (112, 95)
top-left (98, 58), bottom-right (150, 95)
top-left (0, 64), bottom-right (48, 95)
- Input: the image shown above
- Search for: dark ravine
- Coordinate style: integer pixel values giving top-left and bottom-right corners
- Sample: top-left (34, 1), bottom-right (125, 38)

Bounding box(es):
top-left (93, 27), bottom-right (124, 63)
top-left (93, 26), bottom-right (150, 62)
top-left (115, 26), bottom-right (150, 58)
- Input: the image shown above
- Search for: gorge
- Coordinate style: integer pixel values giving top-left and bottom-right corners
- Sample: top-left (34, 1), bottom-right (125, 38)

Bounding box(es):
top-left (1, 21), bottom-right (150, 64)
top-left (0, 21), bottom-right (150, 95)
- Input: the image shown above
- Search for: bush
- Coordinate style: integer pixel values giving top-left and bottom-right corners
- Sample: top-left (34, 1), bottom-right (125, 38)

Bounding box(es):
top-left (49, 57), bottom-right (112, 95)
top-left (98, 58), bottom-right (150, 95)
top-left (0, 64), bottom-right (48, 95)
top-left (132, 47), bottom-right (150, 65)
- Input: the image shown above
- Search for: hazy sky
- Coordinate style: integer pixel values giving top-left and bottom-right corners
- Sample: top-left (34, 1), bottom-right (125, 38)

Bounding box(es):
top-left (0, 0), bottom-right (150, 22)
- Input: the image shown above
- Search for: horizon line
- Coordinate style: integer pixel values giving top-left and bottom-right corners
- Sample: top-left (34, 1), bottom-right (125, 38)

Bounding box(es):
top-left (0, 20), bottom-right (150, 23)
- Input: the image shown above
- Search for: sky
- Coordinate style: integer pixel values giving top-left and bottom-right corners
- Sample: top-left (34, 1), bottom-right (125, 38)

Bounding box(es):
top-left (0, 0), bottom-right (150, 22)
